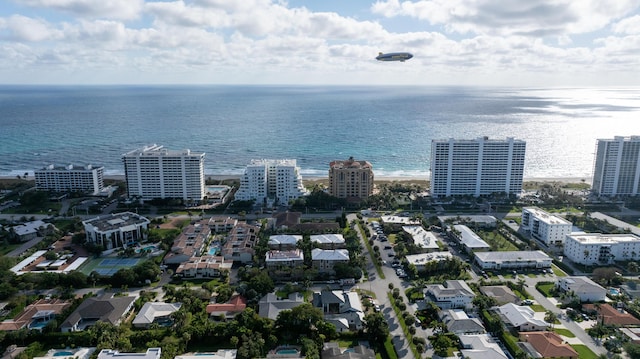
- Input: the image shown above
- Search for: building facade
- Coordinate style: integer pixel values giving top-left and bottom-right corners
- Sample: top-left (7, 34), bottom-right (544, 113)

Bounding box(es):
top-left (328, 157), bottom-right (374, 200)
top-left (564, 232), bottom-right (640, 265)
top-left (234, 159), bottom-right (308, 205)
top-left (521, 207), bottom-right (573, 246)
top-left (592, 136), bottom-right (640, 197)
top-left (83, 212), bottom-right (150, 250)
top-left (122, 144), bottom-right (205, 201)
top-left (35, 164), bottom-right (104, 195)
top-left (430, 137), bottom-right (526, 197)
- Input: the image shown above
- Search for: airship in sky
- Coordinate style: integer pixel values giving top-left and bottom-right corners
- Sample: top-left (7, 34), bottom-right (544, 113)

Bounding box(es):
top-left (375, 52), bottom-right (413, 62)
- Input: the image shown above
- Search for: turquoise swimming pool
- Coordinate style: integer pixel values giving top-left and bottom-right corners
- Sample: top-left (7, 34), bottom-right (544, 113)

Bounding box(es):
top-left (53, 352), bottom-right (75, 357)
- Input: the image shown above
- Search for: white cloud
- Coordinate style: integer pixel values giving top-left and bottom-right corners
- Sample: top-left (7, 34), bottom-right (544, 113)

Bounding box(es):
top-left (0, 15), bottom-right (61, 42)
top-left (16, 0), bottom-right (144, 20)
top-left (372, 0), bottom-right (640, 37)
top-left (612, 15), bottom-right (640, 34)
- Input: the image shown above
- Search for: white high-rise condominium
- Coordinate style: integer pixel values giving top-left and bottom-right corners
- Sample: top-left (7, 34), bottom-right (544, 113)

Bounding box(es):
top-left (234, 159), bottom-right (308, 205)
top-left (122, 144), bottom-right (205, 201)
top-left (430, 137), bottom-right (526, 197)
top-left (592, 136), bottom-right (640, 197)
top-left (35, 164), bottom-right (104, 195)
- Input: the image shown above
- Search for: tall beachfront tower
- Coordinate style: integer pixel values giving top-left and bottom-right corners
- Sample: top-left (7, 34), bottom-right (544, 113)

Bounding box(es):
top-left (234, 159), bottom-right (308, 206)
top-left (592, 136), bottom-right (640, 197)
top-left (328, 157), bottom-right (374, 200)
top-left (122, 144), bottom-right (205, 201)
top-left (430, 137), bottom-right (526, 197)
top-left (35, 164), bottom-right (105, 195)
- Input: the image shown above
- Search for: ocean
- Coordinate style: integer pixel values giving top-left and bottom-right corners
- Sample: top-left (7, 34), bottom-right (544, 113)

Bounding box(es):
top-left (0, 85), bottom-right (638, 179)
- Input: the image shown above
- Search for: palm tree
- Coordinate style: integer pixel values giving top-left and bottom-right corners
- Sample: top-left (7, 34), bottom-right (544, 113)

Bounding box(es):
top-left (544, 310), bottom-right (558, 329)
top-left (628, 261), bottom-right (639, 274)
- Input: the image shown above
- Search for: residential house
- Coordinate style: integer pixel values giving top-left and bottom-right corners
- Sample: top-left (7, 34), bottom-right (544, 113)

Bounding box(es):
top-left (132, 302), bottom-right (181, 329)
top-left (0, 298), bottom-right (70, 331)
top-left (258, 293), bottom-right (305, 320)
top-left (265, 250), bottom-right (305, 279)
top-left (557, 277), bottom-right (606, 302)
top-left (583, 303), bottom-right (640, 326)
top-left (311, 249), bottom-right (349, 275)
top-left (268, 235), bottom-right (301, 250)
top-left (439, 309), bottom-right (486, 335)
top-left (271, 212), bottom-right (302, 230)
top-left (321, 343), bottom-right (375, 359)
top-left (61, 294), bottom-right (136, 332)
top-left (496, 303), bottom-right (548, 332)
top-left (313, 290), bottom-right (365, 332)
top-left (405, 252), bottom-right (453, 271)
top-left (424, 280), bottom-right (475, 310)
top-left (519, 332), bottom-right (578, 359)
top-left (452, 225), bottom-right (490, 253)
top-left (479, 286), bottom-right (520, 305)
top-left (175, 350), bottom-right (237, 359)
top-left (206, 295), bottom-right (247, 321)
top-left (96, 348), bottom-right (161, 359)
top-left (310, 234), bottom-right (346, 249)
top-left (11, 220), bottom-right (53, 242)
top-left (402, 226), bottom-right (440, 252)
top-left (459, 334), bottom-right (508, 359)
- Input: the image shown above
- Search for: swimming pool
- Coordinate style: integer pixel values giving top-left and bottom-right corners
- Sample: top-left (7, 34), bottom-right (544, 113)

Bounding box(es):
top-left (276, 349), bottom-right (299, 355)
top-left (609, 288), bottom-right (620, 296)
top-left (53, 352), bottom-right (75, 357)
top-left (208, 247), bottom-right (220, 255)
top-left (206, 185), bottom-right (230, 193)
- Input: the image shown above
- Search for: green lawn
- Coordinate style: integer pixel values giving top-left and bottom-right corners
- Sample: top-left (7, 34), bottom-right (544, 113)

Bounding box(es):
top-left (530, 304), bottom-right (546, 313)
top-left (536, 283), bottom-right (555, 297)
top-left (551, 264), bottom-right (567, 277)
top-left (570, 344), bottom-right (597, 359)
top-left (554, 328), bottom-right (576, 338)
top-left (479, 231), bottom-right (519, 251)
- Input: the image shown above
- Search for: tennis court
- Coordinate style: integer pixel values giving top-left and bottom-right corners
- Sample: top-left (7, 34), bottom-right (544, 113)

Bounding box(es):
top-left (80, 257), bottom-right (141, 276)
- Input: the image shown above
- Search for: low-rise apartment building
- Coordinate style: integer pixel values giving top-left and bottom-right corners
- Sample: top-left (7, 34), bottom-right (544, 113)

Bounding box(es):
top-left (521, 207), bottom-right (572, 246)
top-left (424, 280), bottom-right (475, 309)
top-left (563, 232), bottom-right (640, 265)
top-left (83, 212), bottom-right (150, 250)
top-left (311, 249), bottom-right (349, 274)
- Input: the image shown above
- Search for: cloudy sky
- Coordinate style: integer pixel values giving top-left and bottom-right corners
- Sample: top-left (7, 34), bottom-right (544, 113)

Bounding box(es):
top-left (1, 0), bottom-right (640, 85)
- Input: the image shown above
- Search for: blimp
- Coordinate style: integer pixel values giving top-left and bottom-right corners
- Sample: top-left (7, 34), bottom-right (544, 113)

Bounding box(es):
top-left (376, 52), bottom-right (413, 62)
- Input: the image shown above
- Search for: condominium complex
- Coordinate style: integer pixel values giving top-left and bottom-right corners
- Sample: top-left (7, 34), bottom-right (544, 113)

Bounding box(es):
top-left (34, 164), bottom-right (104, 195)
top-left (430, 137), bottom-right (526, 197)
top-left (234, 159), bottom-right (308, 205)
top-left (563, 232), bottom-right (640, 265)
top-left (83, 212), bottom-right (150, 250)
top-left (328, 157), bottom-right (374, 200)
top-left (521, 207), bottom-right (573, 246)
top-left (592, 136), bottom-right (640, 197)
top-left (122, 144), bottom-right (205, 201)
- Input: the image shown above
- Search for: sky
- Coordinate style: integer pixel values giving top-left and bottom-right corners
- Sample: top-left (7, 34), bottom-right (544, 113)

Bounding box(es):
top-left (1, 0), bottom-right (640, 86)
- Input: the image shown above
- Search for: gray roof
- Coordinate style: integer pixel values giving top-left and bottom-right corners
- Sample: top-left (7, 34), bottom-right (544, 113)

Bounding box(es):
top-left (474, 250), bottom-right (551, 262)
top-left (258, 293), bottom-right (304, 320)
top-left (132, 302), bottom-right (181, 326)
top-left (61, 295), bottom-right (136, 329)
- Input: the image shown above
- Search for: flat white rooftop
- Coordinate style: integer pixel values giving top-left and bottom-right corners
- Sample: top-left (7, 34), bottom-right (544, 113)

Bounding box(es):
top-left (523, 207), bottom-right (571, 225)
top-left (567, 233), bottom-right (640, 244)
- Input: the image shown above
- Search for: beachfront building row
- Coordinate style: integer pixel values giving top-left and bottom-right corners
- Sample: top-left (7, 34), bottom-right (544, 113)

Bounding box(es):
top-left (234, 159), bottom-right (308, 206)
top-left (563, 232), bottom-right (640, 265)
top-left (521, 207), bottom-right (573, 246)
top-left (34, 164), bottom-right (105, 195)
top-left (328, 157), bottom-right (374, 200)
top-left (122, 144), bottom-right (206, 202)
top-left (430, 137), bottom-right (526, 197)
top-left (592, 136), bottom-right (640, 197)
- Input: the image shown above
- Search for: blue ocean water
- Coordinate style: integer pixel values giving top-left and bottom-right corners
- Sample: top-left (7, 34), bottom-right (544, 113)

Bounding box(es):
top-left (0, 85), bottom-right (638, 179)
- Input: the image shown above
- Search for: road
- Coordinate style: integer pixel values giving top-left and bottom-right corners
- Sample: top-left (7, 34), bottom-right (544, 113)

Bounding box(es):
top-left (349, 213), bottom-right (420, 359)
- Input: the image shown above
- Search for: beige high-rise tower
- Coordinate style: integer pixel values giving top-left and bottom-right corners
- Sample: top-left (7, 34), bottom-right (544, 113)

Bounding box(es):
top-left (328, 157), bottom-right (374, 200)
